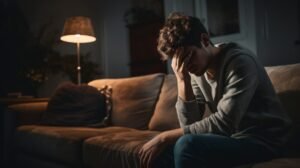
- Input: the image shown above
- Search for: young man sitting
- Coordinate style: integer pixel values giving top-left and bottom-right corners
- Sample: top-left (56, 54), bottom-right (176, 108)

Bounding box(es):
top-left (139, 12), bottom-right (291, 168)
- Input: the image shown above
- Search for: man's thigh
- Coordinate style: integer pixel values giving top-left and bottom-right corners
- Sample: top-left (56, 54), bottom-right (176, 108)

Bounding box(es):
top-left (174, 133), bottom-right (276, 168)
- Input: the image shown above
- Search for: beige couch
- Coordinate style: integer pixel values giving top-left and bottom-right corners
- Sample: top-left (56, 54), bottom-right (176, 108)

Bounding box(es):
top-left (6, 63), bottom-right (300, 168)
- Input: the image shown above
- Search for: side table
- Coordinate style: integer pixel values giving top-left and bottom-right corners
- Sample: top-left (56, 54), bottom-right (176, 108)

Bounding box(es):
top-left (0, 97), bottom-right (49, 168)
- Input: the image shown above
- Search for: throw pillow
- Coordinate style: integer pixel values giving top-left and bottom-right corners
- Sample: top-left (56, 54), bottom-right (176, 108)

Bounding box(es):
top-left (40, 82), bottom-right (112, 127)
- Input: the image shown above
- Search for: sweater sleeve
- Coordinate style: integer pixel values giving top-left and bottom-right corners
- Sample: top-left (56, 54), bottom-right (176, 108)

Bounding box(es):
top-left (186, 55), bottom-right (259, 136)
top-left (175, 77), bottom-right (206, 133)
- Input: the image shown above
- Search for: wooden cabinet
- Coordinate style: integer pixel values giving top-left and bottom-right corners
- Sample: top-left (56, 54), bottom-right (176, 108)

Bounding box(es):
top-left (128, 22), bottom-right (167, 76)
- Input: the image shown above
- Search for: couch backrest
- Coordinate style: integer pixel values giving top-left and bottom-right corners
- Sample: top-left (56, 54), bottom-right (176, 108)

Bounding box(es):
top-left (88, 73), bottom-right (164, 130)
top-left (265, 63), bottom-right (300, 127)
top-left (148, 74), bottom-right (180, 131)
top-left (265, 63), bottom-right (300, 148)
top-left (88, 63), bottom-right (300, 134)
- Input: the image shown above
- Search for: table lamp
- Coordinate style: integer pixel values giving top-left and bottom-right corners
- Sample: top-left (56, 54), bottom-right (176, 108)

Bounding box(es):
top-left (60, 16), bottom-right (96, 85)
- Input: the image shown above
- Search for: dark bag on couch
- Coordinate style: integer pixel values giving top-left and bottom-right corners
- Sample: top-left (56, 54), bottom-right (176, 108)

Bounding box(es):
top-left (40, 82), bottom-right (112, 127)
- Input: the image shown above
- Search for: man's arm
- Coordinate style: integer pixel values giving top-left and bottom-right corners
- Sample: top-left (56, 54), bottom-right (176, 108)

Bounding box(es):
top-left (185, 55), bottom-right (258, 136)
top-left (176, 77), bottom-right (206, 129)
top-left (170, 52), bottom-right (206, 131)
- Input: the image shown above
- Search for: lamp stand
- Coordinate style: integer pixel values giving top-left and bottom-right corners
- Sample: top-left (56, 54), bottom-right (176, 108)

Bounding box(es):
top-left (76, 42), bottom-right (81, 85)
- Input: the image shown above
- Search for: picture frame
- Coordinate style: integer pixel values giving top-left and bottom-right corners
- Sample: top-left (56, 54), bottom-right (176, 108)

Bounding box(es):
top-left (195, 0), bottom-right (247, 43)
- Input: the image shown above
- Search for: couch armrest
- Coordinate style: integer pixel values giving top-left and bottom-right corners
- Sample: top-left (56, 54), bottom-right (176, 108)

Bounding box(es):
top-left (6, 102), bottom-right (48, 126)
top-left (3, 102), bottom-right (48, 165)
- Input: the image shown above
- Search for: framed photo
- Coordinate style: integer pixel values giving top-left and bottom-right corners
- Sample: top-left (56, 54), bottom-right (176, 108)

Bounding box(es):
top-left (195, 0), bottom-right (246, 43)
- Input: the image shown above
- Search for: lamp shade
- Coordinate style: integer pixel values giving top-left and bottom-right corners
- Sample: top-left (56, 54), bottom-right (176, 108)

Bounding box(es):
top-left (61, 16), bottom-right (96, 43)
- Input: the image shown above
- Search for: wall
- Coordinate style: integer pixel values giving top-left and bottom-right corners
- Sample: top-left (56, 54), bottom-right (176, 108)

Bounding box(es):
top-left (255, 0), bottom-right (300, 66)
top-left (99, 0), bottom-right (131, 78)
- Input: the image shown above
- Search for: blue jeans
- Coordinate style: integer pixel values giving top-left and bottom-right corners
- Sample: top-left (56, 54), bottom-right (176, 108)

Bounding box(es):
top-left (154, 134), bottom-right (279, 168)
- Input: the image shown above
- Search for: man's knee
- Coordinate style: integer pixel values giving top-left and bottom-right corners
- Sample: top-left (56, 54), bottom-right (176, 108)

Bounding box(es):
top-left (174, 134), bottom-right (209, 167)
top-left (174, 134), bottom-right (196, 157)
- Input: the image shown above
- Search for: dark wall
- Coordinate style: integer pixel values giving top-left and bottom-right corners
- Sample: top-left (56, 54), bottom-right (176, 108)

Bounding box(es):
top-left (1, 0), bottom-right (32, 96)
top-left (255, 0), bottom-right (300, 66)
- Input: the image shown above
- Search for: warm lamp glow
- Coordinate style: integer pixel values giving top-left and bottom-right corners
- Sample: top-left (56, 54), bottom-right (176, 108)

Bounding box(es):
top-left (60, 16), bottom-right (96, 43)
top-left (60, 34), bottom-right (96, 43)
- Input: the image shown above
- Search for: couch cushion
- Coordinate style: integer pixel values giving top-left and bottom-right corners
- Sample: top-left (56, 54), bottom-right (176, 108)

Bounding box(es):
top-left (15, 125), bottom-right (136, 166)
top-left (83, 130), bottom-right (159, 168)
top-left (149, 74), bottom-right (180, 131)
top-left (252, 158), bottom-right (300, 168)
top-left (88, 73), bottom-right (164, 129)
top-left (265, 63), bottom-right (300, 153)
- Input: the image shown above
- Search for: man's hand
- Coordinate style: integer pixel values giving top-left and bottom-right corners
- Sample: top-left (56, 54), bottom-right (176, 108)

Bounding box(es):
top-left (139, 134), bottom-right (166, 168)
top-left (171, 49), bottom-right (191, 82)
top-left (171, 49), bottom-right (195, 101)
top-left (139, 128), bottom-right (184, 168)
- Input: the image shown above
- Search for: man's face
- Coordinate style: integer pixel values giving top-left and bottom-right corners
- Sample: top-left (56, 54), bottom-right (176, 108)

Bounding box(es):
top-left (181, 46), bottom-right (211, 76)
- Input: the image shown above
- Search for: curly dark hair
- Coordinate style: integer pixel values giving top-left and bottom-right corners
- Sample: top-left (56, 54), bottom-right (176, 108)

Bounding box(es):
top-left (157, 12), bottom-right (209, 61)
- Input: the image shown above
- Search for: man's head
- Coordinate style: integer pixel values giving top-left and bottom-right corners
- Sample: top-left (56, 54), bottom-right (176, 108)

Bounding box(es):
top-left (157, 12), bottom-right (211, 61)
top-left (157, 12), bottom-right (215, 76)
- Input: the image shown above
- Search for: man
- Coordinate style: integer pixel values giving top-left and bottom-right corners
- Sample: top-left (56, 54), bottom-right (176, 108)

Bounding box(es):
top-left (139, 12), bottom-right (291, 168)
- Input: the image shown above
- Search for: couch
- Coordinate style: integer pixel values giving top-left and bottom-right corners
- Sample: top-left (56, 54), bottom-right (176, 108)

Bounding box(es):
top-left (5, 63), bottom-right (300, 168)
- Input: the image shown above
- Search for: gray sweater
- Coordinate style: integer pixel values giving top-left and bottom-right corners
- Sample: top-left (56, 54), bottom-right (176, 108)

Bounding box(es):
top-left (175, 43), bottom-right (291, 151)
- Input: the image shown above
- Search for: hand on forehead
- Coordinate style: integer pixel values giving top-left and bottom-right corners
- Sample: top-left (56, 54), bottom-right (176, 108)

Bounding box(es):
top-left (174, 47), bottom-right (193, 66)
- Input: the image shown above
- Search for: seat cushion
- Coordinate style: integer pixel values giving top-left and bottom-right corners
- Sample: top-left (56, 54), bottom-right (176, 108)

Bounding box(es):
top-left (15, 152), bottom-right (72, 168)
top-left (252, 158), bottom-right (300, 168)
top-left (149, 74), bottom-right (180, 131)
top-left (83, 130), bottom-right (160, 168)
top-left (15, 125), bottom-right (136, 166)
top-left (88, 73), bottom-right (164, 129)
